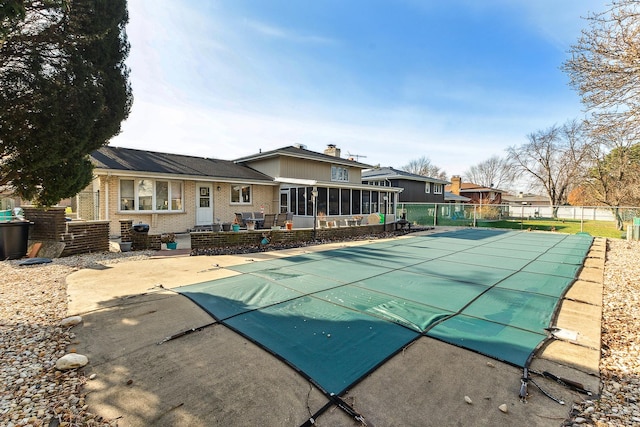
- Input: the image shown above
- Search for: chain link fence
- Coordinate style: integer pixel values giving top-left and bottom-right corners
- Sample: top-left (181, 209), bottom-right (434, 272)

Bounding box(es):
top-left (397, 203), bottom-right (640, 238)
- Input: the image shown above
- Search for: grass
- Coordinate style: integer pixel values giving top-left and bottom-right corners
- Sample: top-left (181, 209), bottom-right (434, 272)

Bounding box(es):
top-left (473, 218), bottom-right (626, 239)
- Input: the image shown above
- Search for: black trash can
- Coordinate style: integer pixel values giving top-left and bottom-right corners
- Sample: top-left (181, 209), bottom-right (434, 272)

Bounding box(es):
top-left (0, 220), bottom-right (32, 260)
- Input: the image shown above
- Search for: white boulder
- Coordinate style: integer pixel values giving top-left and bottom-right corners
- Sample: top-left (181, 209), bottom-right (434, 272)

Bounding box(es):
top-left (55, 353), bottom-right (88, 370)
top-left (60, 316), bottom-right (83, 328)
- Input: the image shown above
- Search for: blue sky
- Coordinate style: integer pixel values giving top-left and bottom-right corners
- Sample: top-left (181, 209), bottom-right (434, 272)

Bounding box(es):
top-left (111, 0), bottom-right (606, 177)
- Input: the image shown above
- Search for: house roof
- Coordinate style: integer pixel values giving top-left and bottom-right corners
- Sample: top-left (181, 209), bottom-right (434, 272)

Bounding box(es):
top-left (444, 192), bottom-right (471, 202)
top-left (502, 193), bottom-right (548, 204)
top-left (445, 182), bottom-right (506, 194)
top-left (362, 167), bottom-right (449, 184)
top-left (90, 146), bottom-right (275, 183)
top-left (234, 145), bottom-right (372, 169)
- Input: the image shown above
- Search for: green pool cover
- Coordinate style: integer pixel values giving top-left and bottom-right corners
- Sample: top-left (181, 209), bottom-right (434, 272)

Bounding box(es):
top-left (176, 229), bottom-right (592, 396)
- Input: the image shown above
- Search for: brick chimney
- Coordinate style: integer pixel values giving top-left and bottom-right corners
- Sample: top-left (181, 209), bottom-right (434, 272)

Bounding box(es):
top-left (324, 144), bottom-right (341, 157)
top-left (451, 175), bottom-right (461, 195)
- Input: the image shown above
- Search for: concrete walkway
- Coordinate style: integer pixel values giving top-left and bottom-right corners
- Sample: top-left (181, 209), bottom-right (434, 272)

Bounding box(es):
top-left (67, 230), bottom-right (604, 426)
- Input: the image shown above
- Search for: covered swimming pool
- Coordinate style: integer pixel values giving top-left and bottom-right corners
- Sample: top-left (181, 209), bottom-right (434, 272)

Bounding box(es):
top-left (175, 229), bottom-right (593, 397)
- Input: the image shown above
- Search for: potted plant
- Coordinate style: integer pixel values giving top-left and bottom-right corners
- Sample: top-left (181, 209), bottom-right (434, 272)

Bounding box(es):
top-left (161, 233), bottom-right (177, 250)
top-left (317, 211), bottom-right (326, 228)
top-left (246, 218), bottom-right (256, 230)
top-left (232, 217), bottom-right (241, 232)
top-left (222, 222), bottom-right (231, 232)
top-left (285, 220), bottom-right (293, 230)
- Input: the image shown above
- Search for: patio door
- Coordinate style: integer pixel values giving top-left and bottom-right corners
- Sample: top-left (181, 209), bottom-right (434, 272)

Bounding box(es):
top-left (196, 183), bottom-right (213, 225)
top-left (280, 189), bottom-right (289, 213)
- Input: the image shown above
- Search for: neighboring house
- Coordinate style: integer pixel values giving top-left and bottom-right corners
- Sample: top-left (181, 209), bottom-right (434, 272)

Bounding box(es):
top-left (361, 167), bottom-right (449, 203)
top-left (445, 176), bottom-right (504, 205)
top-left (502, 192), bottom-right (549, 206)
top-left (235, 144), bottom-right (402, 227)
top-left (88, 146), bottom-right (277, 236)
top-left (444, 191), bottom-right (471, 204)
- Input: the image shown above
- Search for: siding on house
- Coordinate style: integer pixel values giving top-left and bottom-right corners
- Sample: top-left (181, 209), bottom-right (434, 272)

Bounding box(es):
top-left (362, 167), bottom-right (449, 204)
top-left (392, 180), bottom-right (446, 203)
top-left (235, 145), bottom-right (370, 185)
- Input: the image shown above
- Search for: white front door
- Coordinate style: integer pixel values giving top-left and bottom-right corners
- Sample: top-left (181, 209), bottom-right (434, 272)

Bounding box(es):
top-left (280, 189), bottom-right (289, 213)
top-left (196, 183), bottom-right (213, 225)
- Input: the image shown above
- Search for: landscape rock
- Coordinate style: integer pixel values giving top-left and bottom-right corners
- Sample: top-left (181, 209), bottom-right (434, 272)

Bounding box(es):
top-left (60, 315), bottom-right (83, 328)
top-left (55, 353), bottom-right (89, 370)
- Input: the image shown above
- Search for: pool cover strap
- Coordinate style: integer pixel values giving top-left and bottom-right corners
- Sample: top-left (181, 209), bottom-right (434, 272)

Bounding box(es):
top-left (301, 394), bottom-right (367, 427)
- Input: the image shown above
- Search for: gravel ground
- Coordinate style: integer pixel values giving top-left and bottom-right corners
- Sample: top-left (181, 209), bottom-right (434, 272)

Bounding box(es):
top-left (1, 237), bottom-right (639, 426)
top-left (567, 239), bottom-right (640, 426)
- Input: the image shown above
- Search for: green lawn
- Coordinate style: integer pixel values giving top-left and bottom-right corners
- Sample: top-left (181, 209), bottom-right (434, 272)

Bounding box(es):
top-left (473, 218), bottom-right (625, 239)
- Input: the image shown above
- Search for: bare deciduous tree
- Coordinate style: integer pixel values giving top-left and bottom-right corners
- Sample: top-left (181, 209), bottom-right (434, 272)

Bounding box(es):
top-left (400, 156), bottom-right (447, 180)
top-left (562, 0), bottom-right (640, 228)
top-left (563, 0), bottom-right (640, 130)
top-left (463, 155), bottom-right (515, 191)
top-left (507, 120), bottom-right (592, 217)
top-left (581, 121), bottom-right (640, 229)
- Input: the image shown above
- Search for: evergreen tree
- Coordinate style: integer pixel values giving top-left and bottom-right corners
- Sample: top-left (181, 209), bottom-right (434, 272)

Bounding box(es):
top-left (0, 0), bottom-right (132, 206)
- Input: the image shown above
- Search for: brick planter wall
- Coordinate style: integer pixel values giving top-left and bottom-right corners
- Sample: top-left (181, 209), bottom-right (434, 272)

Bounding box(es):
top-left (119, 219), bottom-right (161, 250)
top-left (191, 224), bottom-right (385, 250)
top-left (130, 233), bottom-right (162, 251)
top-left (22, 206), bottom-right (111, 257)
top-left (61, 222), bottom-right (110, 256)
top-left (22, 207), bottom-right (67, 241)
top-left (120, 220), bottom-right (133, 242)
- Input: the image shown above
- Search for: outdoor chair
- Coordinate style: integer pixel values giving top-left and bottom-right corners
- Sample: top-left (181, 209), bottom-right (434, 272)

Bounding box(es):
top-left (262, 213), bottom-right (276, 229)
top-left (275, 212), bottom-right (293, 228)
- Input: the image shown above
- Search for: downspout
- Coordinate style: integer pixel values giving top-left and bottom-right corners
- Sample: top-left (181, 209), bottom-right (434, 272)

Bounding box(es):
top-left (105, 179), bottom-right (109, 221)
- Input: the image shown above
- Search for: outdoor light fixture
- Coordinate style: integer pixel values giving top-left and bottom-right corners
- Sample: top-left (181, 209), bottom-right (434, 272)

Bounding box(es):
top-left (217, 186), bottom-right (221, 191)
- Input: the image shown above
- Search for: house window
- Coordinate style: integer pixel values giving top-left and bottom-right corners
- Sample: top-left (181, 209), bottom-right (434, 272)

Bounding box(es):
top-left (434, 183), bottom-right (443, 194)
top-left (119, 179), bottom-right (183, 212)
top-left (231, 184), bottom-right (251, 204)
top-left (138, 179), bottom-right (153, 210)
top-left (425, 183), bottom-right (430, 194)
top-left (171, 182), bottom-right (183, 210)
top-left (156, 181), bottom-right (169, 210)
top-left (331, 165), bottom-right (349, 182)
top-left (120, 180), bottom-right (135, 210)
